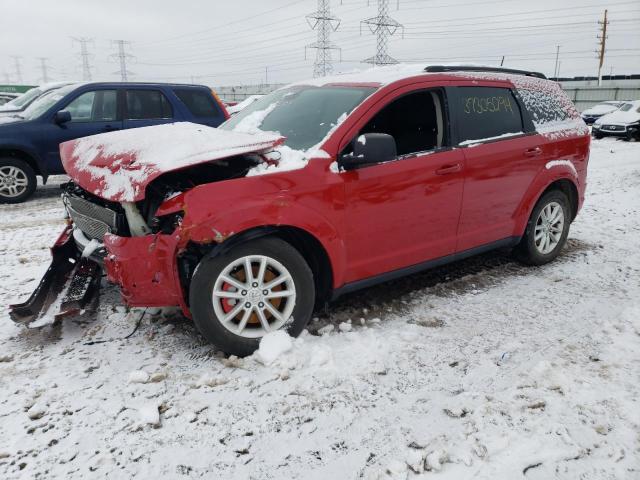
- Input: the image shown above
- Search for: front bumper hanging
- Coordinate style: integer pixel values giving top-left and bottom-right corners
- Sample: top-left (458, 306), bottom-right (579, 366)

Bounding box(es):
top-left (9, 226), bottom-right (102, 326)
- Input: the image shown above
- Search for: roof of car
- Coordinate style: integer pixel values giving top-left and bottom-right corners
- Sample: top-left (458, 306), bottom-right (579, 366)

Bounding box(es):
top-left (77, 82), bottom-right (211, 88)
top-left (292, 64), bottom-right (550, 89)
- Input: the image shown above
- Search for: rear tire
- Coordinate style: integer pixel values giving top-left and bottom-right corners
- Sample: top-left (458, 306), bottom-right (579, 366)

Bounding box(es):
top-left (0, 158), bottom-right (37, 204)
top-left (514, 190), bottom-right (571, 266)
top-left (189, 237), bottom-right (315, 356)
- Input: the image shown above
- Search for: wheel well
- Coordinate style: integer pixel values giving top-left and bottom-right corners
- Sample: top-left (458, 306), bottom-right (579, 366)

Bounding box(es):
top-left (0, 149), bottom-right (44, 178)
top-left (179, 226), bottom-right (334, 309)
top-left (542, 179), bottom-right (579, 221)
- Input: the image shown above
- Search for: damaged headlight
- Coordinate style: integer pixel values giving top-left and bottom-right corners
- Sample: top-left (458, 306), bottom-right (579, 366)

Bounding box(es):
top-left (150, 211), bottom-right (184, 234)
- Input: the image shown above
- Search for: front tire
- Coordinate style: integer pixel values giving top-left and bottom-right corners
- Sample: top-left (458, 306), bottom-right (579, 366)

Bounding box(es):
top-left (189, 237), bottom-right (315, 356)
top-left (0, 158), bottom-right (37, 204)
top-left (514, 190), bottom-right (571, 266)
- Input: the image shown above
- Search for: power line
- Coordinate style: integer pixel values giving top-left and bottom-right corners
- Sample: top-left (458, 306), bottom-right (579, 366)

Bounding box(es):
top-left (37, 57), bottom-right (50, 83)
top-left (72, 37), bottom-right (94, 81)
top-left (111, 40), bottom-right (135, 81)
top-left (10, 56), bottom-right (23, 83)
top-left (306, 0), bottom-right (342, 77)
top-left (361, 0), bottom-right (404, 65)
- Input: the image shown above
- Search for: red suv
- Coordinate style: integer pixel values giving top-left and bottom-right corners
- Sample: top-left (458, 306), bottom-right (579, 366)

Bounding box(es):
top-left (11, 66), bottom-right (590, 356)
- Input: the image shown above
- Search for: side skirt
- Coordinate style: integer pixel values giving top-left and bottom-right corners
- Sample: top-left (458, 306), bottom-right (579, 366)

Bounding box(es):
top-left (330, 236), bottom-right (521, 301)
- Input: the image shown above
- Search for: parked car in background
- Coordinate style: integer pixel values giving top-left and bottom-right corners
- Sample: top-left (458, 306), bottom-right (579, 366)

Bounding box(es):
top-left (0, 82), bottom-right (74, 115)
top-left (11, 65), bottom-right (590, 356)
top-left (592, 100), bottom-right (640, 140)
top-left (227, 95), bottom-right (264, 115)
top-left (580, 100), bottom-right (626, 125)
top-left (0, 92), bottom-right (20, 106)
top-left (0, 82), bottom-right (229, 203)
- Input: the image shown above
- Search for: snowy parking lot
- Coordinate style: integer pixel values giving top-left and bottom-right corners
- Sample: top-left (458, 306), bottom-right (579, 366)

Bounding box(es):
top-left (0, 137), bottom-right (639, 479)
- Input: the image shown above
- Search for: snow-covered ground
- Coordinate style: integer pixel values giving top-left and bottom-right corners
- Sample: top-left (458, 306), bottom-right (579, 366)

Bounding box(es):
top-left (1, 138), bottom-right (639, 479)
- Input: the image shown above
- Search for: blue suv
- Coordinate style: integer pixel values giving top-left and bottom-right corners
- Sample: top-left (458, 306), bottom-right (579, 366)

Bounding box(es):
top-left (0, 82), bottom-right (229, 203)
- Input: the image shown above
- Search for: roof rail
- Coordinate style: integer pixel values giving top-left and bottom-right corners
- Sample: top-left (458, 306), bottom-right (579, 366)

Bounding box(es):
top-left (424, 65), bottom-right (547, 79)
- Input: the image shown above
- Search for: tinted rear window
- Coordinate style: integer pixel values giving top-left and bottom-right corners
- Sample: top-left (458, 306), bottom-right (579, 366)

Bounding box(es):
top-left (517, 85), bottom-right (576, 127)
top-left (173, 88), bottom-right (222, 118)
top-left (456, 87), bottom-right (523, 143)
top-left (126, 90), bottom-right (173, 120)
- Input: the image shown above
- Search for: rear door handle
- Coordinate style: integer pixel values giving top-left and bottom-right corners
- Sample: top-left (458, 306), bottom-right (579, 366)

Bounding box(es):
top-left (435, 164), bottom-right (462, 175)
top-left (524, 147), bottom-right (543, 157)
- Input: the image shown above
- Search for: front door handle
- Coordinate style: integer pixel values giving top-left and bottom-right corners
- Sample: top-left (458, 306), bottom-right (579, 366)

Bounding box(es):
top-left (435, 164), bottom-right (462, 175)
top-left (524, 147), bottom-right (543, 157)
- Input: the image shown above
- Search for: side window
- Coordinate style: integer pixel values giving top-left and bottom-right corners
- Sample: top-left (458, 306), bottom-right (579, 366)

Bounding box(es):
top-left (358, 90), bottom-right (446, 157)
top-left (455, 87), bottom-right (523, 144)
top-left (126, 90), bottom-right (173, 120)
top-left (173, 88), bottom-right (222, 118)
top-left (65, 90), bottom-right (117, 122)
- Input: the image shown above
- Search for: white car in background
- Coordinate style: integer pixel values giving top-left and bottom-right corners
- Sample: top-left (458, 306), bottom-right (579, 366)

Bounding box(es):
top-left (592, 100), bottom-right (640, 141)
top-left (581, 100), bottom-right (626, 125)
top-left (0, 82), bottom-right (74, 116)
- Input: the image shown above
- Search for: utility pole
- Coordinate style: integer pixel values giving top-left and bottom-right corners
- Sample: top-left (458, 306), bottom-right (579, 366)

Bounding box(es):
top-left (37, 57), bottom-right (50, 83)
top-left (111, 39), bottom-right (134, 81)
top-left (72, 37), bottom-right (94, 81)
top-left (10, 56), bottom-right (23, 83)
top-left (305, 0), bottom-right (341, 78)
top-left (553, 45), bottom-right (560, 79)
top-left (361, 0), bottom-right (404, 66)
top-left (596, 9), bottom-right (608, 86)
top-left (500, 56), bottom-right (505, 66)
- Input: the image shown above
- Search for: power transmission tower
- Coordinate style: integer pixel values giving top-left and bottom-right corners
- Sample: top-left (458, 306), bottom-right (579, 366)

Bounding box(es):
top-left (305, 0), bottom-right (341, 78)
top-left (361, 0), bottom-right (404, 66)
top-left (10, 56), bottom-right (23, 83)
top-left (72, 37), bottom-right (94, 81)
top-left (37, 57), bottom-right (50, 83)
top-left (110, 39), bottom-right (135, 81)
top-left (596, 9), bottom-right (608, 86)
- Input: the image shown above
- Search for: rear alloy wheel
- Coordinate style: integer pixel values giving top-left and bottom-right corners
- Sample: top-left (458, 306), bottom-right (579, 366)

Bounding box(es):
top-left (189, 237), bottom-right (315, 356)
top-left (514, 190), bottom-right (571, 266)
top-left (0, 158), bottom-right (37, 203)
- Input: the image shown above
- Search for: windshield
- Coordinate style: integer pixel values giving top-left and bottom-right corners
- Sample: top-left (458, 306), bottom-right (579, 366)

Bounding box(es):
top-left (3, 86), bottom-right (44, 109)
top-left (220, 85), bottom-right (376, 150)
top-left (19, 84), bottom-right (78, 120)
top-left (619, 103), bottom-right (633, 112)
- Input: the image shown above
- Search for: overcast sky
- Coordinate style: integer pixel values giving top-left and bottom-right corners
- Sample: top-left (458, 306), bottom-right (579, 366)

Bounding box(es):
top-left (1, 0), bottom-right (638, 87)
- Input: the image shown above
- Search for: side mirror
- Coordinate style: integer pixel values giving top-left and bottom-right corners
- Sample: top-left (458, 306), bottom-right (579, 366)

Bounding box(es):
top-left (54, 110), bottom-right (72, 124)
top-left (339, 133), bottom-right (397, 170)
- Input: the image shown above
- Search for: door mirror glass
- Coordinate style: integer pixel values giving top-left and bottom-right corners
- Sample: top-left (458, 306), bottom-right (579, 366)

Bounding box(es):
top-left (54, 110), bottom-right (72, 124)
top-left (340, 133), bottom-right (397, 170)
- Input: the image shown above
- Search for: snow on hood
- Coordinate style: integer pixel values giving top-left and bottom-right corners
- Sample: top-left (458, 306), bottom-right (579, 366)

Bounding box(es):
top-left (582, 104), bottom-right (619, 115)
top-left (594, 103), bottom-right (640, 125)
top-left (0, 115), bottom-right (23, 124)
top-left (60, 122), bottom-right (284, 202)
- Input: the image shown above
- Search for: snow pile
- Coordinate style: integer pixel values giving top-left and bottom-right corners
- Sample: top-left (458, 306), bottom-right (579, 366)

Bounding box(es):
top-left (255, 330), bottom-right (293, 365)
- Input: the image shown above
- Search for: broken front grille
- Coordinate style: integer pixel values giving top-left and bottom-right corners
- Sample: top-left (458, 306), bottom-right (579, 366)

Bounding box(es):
top-left (63, 194), bottom-right (119, 241)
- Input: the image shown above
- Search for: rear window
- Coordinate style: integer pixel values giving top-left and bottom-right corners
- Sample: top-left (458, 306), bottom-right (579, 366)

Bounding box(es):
top-left (455, 87), bottom-right (523, 144)
top-left (173, 88), bottom-right (222, 118)
top-left (517, 85), bottom-right (577, 127)
top-left (126, 89), bottom-right (173, 120)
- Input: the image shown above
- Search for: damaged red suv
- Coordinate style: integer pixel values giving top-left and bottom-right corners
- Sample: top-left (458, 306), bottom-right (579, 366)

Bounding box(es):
top-left (11, 65), bottom-right (590, 356)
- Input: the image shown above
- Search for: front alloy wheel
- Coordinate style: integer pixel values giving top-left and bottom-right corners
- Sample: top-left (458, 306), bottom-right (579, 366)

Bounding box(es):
top-left (212, 255), bottom-right (296, 338)
top-left (189, 237), bottom-right (315, 356)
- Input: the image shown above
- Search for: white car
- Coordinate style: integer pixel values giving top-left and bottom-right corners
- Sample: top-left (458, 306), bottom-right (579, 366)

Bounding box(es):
top-left (592, 100), bottom-right (640, 140)
top-left (581, 100), bottom-right (626, 125)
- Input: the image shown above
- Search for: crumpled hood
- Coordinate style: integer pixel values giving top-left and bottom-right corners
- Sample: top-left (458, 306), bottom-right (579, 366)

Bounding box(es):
top-left (60, 122), bottom-right (285, 202)
top-left (595, 105), bottom-right (640, 126)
